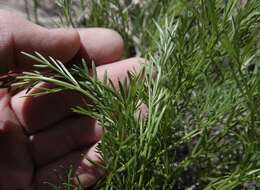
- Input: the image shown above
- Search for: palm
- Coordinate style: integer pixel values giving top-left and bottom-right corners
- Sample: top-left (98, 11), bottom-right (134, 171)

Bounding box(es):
top-left (0, 88), bottom-right (102, 189)
top-left (0, 10), bottom-right (142, 190)
top-left (0, 89), bottom-right (33, 189)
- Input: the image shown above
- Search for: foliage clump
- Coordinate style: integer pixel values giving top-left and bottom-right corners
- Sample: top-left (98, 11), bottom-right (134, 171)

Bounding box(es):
top-left (19, 0), bottom-right (260, 189)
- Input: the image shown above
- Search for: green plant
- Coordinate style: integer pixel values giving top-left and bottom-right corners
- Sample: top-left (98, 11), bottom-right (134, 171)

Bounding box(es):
top-left (17, 0), bottom-right (260, 189)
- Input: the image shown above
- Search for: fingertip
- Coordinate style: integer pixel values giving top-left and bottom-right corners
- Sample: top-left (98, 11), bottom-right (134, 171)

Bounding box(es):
top-left (78, 28), bottom-right (124, 65)
top-left (94, 123), bottom-right (104, 141)
top-left (75, 144), bottom-right (104, 187)
top-left (97, 57), bottom-right (145, 82)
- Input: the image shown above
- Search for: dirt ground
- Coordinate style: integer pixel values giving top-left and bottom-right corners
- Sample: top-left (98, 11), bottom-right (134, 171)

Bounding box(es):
top-left (0, 0), bottom-right (59, 26)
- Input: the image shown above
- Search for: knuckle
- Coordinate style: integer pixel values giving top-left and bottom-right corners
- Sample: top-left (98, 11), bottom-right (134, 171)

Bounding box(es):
top-left (0, 10), bottom-right (13, 23)
top-left (0, 10), bottom-right (13, 44)
top-left (0, 11), bottom-right (15, 74)
top-left (0, 10), bottom-right (21, 29)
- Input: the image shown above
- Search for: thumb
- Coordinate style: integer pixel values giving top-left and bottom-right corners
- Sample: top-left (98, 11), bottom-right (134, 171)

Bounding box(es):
top-left (0, 10), bottom-right (80, 73)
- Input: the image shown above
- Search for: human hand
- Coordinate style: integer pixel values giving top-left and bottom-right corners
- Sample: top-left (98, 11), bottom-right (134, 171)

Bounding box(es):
top-left (0, 10), bottom-right (142, 190)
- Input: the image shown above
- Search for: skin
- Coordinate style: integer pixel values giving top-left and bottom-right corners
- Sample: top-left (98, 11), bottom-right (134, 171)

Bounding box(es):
top-left (0, 10), bottom-right (143, 190)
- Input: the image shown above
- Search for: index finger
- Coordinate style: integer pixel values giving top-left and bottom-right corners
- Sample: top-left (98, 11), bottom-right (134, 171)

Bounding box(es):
top-left (0, 10), bottom-right (80, 73)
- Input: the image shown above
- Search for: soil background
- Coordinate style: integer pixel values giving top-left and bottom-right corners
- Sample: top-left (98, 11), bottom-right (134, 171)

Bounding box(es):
top-left (0, 0), bottom-right (59, 26)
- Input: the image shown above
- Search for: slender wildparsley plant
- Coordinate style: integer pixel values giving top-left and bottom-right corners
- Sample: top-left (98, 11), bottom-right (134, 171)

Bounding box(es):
top-left (18, 0), bottom-right (260, 189)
